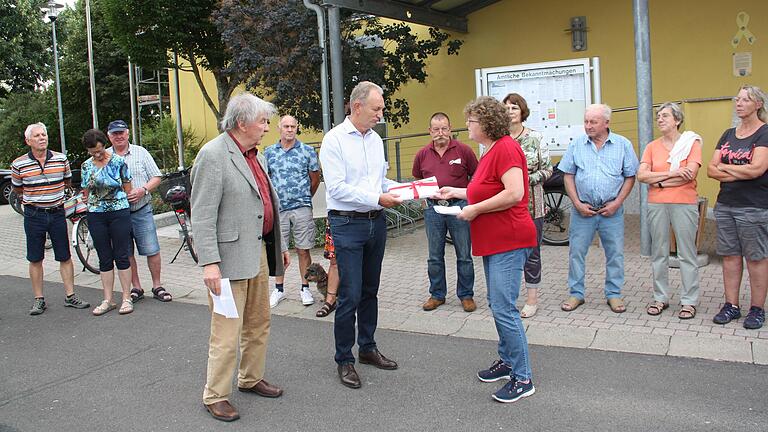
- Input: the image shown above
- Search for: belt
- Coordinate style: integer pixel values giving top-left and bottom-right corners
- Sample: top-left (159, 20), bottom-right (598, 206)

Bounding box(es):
top-left (29, 205), bottom-right (63, 214)
top-left (580, 200), bottom-right (608, 210)
top-left (328, 209), bottom-right (382, 219)
top-left (427, 198), bottom-right (461, 206)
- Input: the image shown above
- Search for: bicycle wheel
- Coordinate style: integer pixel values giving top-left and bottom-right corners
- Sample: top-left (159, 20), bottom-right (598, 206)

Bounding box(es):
top-left (178, 212), bottom-right (198, 263)
top-left (73, 218), bottom-right (100, 274)
top-left (9, 190), bottom-right (24, 215)
top-left (542, 190), bottom-right (572, 246)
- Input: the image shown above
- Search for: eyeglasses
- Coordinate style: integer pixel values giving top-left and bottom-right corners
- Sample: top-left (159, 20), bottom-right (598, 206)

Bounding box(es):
top-left (430, 127), bottom-right (450, 133)
top-left (466, 119), bottom-right (480, 124)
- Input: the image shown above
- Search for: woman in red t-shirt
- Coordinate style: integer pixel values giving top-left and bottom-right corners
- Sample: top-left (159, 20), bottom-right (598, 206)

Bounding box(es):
top-left (435, 96), bottom-right (537, 403)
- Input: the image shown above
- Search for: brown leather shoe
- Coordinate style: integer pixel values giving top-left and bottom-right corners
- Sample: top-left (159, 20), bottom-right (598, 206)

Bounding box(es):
top-left (359, 349), bottom-right (398, 370)
top-left (461, 298), bottom-right (477, 312)
top-left (338, 364), bottom-right (361, 389)
top-left (238, 379), bottom-right (283, 398)
top-left (422, 297), bottom-right (445, 311)
top-left (204, 400), bottom-right (240, 422)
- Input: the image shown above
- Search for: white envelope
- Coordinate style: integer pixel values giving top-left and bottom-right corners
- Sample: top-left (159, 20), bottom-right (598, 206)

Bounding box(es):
top-left (433, 205), bottom-right (462, 216)
top-left (210, 278), bottom-right (239, 319)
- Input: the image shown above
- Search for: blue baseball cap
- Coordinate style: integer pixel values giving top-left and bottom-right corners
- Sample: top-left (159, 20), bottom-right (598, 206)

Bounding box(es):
top-left (107, 120), bottom-right (129, 133)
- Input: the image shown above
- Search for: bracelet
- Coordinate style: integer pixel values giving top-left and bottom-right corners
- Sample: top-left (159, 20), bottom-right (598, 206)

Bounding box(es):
top-left (657, 182), bottom-right (664, 188)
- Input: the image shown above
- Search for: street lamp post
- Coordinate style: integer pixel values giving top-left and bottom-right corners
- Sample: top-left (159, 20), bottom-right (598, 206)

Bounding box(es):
top-left (45, 1), bottom-right (66, 155)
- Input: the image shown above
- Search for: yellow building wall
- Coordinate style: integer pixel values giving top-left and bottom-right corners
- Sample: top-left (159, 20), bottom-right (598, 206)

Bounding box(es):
top-left (172, 0), bottom-right (766, 203)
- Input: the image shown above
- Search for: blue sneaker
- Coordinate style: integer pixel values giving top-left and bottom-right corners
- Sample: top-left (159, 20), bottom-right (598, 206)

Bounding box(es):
top-left (713, 303), bottom-right (741, 324)
top-left (477, 359), bottom-right (512, 382)
top-left (492, 379), bottom-right (535, 403)
top-left (743, 306), bottom-right (765, 330)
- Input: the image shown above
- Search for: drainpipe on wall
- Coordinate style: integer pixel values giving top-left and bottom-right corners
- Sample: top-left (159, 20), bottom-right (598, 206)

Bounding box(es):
top-left (303, 0), bottom-right (331, 133)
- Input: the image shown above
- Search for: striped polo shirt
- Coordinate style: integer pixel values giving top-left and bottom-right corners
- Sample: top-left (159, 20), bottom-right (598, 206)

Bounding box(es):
top-left (11, 150), bottom-right (72, 208)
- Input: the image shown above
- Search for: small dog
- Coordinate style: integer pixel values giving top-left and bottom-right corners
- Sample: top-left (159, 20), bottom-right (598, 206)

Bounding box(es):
top-left (304, 263), bottom-right (328, 299)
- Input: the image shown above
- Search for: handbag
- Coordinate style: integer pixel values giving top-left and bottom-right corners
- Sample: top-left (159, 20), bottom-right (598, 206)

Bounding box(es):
top-left (63, 194), bottom-right (87, 217)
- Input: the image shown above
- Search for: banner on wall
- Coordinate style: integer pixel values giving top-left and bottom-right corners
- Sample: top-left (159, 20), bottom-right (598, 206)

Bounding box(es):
top-left (475, 58), bottom-right (600, 156)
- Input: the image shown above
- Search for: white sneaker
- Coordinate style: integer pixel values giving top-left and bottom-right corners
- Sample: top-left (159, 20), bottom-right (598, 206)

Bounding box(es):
top-left (270, 288), bottom-right (285, 308)
top-left (300, 287), bottom-right (314, 306)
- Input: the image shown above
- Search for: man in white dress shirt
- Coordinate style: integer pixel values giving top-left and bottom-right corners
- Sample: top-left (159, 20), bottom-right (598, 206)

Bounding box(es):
top-left (319, 81), bottom-right (402, 389)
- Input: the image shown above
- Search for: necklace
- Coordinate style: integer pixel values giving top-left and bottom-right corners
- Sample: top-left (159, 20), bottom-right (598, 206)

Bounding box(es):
top-left (512, 127), bottom-right (525, 141)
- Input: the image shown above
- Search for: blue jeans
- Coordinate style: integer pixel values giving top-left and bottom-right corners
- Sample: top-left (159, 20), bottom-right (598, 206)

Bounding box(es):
top-left (88, 209), bottom-right (133, 272)
top-left (329, 212), bottom-right (387, 365)
top-left (130, 203), bottom-right (161, 256)
top-left (23, 206), bottom-right (71, 263)
top-left (567, 206), bottom-right (625, 300)
top-left (424, 201), bottom-right (474, 300)
top-left (483, 248), bottom-right (533, 380)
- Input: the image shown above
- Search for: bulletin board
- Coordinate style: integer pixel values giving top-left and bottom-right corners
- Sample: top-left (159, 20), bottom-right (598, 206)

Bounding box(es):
top-left (475, 58), bottom-right (599, 155)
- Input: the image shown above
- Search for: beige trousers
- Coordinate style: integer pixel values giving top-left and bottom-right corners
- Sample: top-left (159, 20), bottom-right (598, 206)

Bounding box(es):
top-left (202, 247), bottom-right (270, 404)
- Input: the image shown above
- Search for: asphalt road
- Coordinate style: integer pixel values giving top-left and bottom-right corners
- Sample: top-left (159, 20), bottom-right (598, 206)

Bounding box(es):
top-left (1, 275), bottom-right (766, 432)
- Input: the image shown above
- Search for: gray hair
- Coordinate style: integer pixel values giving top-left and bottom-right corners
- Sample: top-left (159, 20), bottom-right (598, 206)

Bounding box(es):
top-left (220, 93), bottom-right (276, 132)
top-left (657, 102), bottom-right (684, 129)
top-left (25, 122), bottom-right (47, 140)
top-left (586, 103), bottom-right (612, 121)
top-left (349, 81), bottom-right (383, 105)
top-left (739, 84), bottom-right (767, 122)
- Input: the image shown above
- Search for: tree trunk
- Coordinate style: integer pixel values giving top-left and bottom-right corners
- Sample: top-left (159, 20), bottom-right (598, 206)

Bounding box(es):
top-left (185, 51), bottom-right (221, 123)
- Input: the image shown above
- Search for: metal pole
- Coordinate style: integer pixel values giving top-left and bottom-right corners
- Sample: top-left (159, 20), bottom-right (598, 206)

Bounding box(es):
top-left (128, 59), bottom-right (138, 145)
top-left (157, 70), bottom-right (163, 119)
top-left (85, 0), bottom-right (98, 128)
top-left (633, 0), bottom-right (653, 257)
top-left (173, 51), bottom-right (185, 170)
top-left (591, 57), bottom-right (601, 104)
top-left (303, 0), bottom-right (331, 132)
top-left (327, 6), bottom-right (345, 125)
top-left (51, 18), bottom-right (66, 155)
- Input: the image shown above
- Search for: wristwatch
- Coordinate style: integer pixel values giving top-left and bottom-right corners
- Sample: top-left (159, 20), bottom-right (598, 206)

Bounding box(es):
top-left (657, 182), bottom-right (664, 188)
top-left (143, 187), bottom-right (150, 196)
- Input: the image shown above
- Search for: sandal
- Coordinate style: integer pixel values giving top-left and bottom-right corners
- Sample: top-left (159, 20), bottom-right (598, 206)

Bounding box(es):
top-left (92, 300), bottom-right (116, 316)
top-left (151, 287), bottom-right (172, 302)
top-left (119, 299), bottom-right (133, 315)
top-left (520, 303), bottom-right (538, 318)
top-left (646, 301), bottom-right (669, 316)
top-left (678, 305), bottom-right (696, 320)
top-left (607, 297), bottom-right (626, 313)
top-left (316, 292), bottom-right (337, 317)
top-left (561, 297), bottom-right (585, 312)
top-left (130, 288), bottom-right (145, 302)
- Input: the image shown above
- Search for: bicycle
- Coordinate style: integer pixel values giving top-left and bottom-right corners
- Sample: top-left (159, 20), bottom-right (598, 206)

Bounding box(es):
top-left (159, 168), bottom-right (198, 264)
top-left (66, 193), bottom-right (100, 274)
top-left (542, 164), bottom-right (572, 246)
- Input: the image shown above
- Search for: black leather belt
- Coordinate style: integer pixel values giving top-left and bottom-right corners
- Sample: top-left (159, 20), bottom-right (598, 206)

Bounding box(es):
top-left (328, 209), bottom-right (382, 219)
top-left (427, 198), bottom-right (461, 206)
top-left (29, 205), bottom-right (63, 214)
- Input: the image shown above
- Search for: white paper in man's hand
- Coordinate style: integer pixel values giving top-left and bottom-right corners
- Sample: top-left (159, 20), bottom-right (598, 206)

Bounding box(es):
top-left (210, 278), bottom-right (239, 318)
top-left (433, 205), bottom-right (462, 216)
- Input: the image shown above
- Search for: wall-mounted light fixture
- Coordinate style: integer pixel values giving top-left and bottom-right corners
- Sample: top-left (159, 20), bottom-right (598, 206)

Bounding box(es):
top-left (567, 16), bottom-right (588, 51)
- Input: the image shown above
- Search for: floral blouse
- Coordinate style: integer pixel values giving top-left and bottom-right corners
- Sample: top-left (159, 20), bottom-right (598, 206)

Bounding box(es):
top-left (81, 154), bottom-right (132, 212)
top-left (517, 129), bottom-right (553, 219)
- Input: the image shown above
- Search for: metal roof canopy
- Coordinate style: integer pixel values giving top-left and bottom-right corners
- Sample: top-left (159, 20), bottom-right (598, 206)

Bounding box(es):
top-left (320, 0), bottom-right (501, 33)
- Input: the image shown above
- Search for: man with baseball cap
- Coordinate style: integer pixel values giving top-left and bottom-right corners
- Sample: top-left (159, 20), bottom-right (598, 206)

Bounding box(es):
top-left (106, 119), bottom-right (172, 303)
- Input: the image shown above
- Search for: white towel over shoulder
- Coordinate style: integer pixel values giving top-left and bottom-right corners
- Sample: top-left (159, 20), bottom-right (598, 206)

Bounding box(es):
top-left (667, 131), bottom-right (701, 170)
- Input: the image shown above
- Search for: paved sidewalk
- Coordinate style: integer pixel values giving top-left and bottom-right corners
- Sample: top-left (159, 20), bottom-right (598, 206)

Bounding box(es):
top-left (1, 204), bottom-right (766, 364)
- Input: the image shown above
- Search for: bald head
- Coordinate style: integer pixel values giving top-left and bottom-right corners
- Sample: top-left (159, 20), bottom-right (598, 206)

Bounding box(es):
top-left (279, 115), bottom-right (298, 146)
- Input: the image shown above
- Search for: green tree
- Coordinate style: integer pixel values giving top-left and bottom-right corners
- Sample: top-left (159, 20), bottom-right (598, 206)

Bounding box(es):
top-left (0, 90), bottom-right (58, 166)
top-left (0, 0), bottom-right (52, 98)
top-left (101, 0), bottom-right (233, 121)
top-left (216, 1), bottom-right (462, 130)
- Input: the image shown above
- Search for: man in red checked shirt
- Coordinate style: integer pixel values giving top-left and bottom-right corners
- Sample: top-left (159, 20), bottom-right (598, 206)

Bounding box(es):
top-left (412, 112), bottom-right (479, 312)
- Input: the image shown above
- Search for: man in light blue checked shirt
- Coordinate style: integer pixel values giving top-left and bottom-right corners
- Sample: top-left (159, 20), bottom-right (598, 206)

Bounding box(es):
top-left (558, 104), bottom-right (638, 314)
top-left (107, 120), bottom-right (172, 303)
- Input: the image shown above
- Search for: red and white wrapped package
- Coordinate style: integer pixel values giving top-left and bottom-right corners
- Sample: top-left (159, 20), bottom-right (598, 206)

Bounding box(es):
top-left (387, 176), bottom-right (439, 201)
